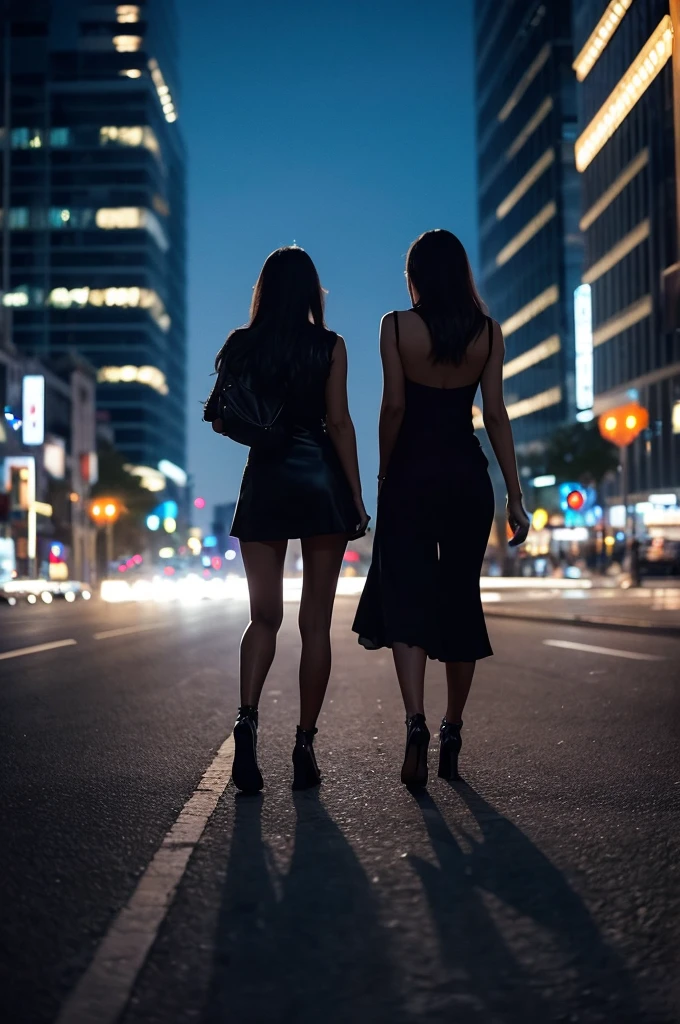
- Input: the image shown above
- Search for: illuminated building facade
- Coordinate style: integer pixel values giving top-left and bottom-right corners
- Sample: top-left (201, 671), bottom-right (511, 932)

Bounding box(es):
top-left (1, 0), bottom-right (187, 473)
top-left (474, 1), bottom-right (581, 450)
top-left (572, 0), bottom-right (679, 496)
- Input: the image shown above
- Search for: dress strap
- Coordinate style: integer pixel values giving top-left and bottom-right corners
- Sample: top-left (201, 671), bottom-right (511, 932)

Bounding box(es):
top-left (393, 310), bottom-right (400, 349)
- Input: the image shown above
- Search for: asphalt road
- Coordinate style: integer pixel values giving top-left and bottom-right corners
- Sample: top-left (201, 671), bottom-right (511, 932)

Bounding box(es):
top-left (1, 594), bottom-right (678, 1023)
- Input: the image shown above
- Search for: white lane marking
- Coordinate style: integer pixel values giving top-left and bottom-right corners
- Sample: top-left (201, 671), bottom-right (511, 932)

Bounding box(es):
top-left (93, 623), bottom-right (166, 641)
top-left (543, 639), bottom-right (664, 661)
top-left (0, 639), bottom-right (77, 661)
top-left (56, 731), bottom-right (235, 1024)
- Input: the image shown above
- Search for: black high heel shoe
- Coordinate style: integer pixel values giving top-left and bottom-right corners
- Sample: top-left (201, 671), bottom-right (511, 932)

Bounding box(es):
top-left (231, 705), bottom-right (264, 794)
top-left (438, 718), bottom-right (463, 780)
top-left (292, 726), bottom-right (321, 790)
top-left (401, 713), bottom-right (430, 787)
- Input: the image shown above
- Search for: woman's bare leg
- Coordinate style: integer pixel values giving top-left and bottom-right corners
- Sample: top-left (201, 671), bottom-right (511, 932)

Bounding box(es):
top-left (297, 534), bottom-right (347, 730)
top-left (393, 642), bottom-right (427, 718)
top-left (444, 661), bottom-right (476, 722)
top-left (239, 540), bottom-right (287, 707)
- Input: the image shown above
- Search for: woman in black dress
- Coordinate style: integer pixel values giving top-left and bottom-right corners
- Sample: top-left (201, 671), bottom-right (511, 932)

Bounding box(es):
top-left (205, 246), bottom-right (369, 794)
top-left (353, 230), bottom-right (529, 787)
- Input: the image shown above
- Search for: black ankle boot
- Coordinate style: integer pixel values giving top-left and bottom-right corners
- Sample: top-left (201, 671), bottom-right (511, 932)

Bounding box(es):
top-left (231, 705), bottom-right (264, 794)
top-left (401, 713), bottom-right (430, 787)
top-left (438, 718), bottom-right (463, 781)
top-left (292, 726), bottom-right (321, 790)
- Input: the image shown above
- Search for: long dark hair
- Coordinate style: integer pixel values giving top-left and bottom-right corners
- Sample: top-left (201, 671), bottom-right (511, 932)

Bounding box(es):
top-left (216, 246), bottom-right (331, 389)
top-left (406, 229), bottom-right (487, 365)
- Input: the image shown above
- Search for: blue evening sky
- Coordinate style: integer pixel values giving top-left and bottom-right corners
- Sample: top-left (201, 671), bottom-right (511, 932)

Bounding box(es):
top-left (178, 0), bottom-right (477, 524)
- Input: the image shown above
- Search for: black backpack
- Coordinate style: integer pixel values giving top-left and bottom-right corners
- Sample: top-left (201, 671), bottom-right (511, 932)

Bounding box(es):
top-left (204, 365), bottom-right (289, 451)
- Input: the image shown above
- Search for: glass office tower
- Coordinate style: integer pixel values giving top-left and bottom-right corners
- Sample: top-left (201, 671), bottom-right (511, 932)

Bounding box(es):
top-left (474, 1), bottom-right (581, 452)
top-left (572, 0), bottom-right (679, 497)
top-left (1, 0), bottom-right (187, 475)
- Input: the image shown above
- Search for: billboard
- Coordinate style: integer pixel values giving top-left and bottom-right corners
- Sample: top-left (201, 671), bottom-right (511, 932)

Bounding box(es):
top-left (573, 284), bottom-right (593, 420)
top-left (22, 375), bottom-right (45, 446)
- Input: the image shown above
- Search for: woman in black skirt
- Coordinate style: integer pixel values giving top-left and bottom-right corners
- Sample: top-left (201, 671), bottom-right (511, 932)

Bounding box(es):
top-left (353, 229), bottom-right (529, 787)
top-left (204, 246), bottom-right (369, 794)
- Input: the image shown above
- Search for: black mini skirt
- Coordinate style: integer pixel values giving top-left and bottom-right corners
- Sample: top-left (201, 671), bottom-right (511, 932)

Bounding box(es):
top-left (230, 425), bottom-right (363, 542)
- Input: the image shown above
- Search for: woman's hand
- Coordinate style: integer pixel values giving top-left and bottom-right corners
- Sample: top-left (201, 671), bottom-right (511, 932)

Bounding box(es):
top-left (507, 494), bottom-right (530, 547)
top-left (353, 494), bottom-right (371, 537)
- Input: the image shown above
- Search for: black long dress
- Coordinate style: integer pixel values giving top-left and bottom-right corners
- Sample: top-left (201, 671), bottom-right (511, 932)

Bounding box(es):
top-left (352, 311), bottom-right (495, 662)
top-left (228, 331), bottom-right (362, 543)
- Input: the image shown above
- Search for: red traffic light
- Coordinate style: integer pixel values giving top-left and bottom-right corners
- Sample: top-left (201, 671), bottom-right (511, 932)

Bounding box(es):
top-left (566, 489), bottom-right (585, 511)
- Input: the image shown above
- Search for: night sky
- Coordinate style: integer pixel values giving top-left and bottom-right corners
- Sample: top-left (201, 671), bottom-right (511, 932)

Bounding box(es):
top-left (178, 0), bottom-right (477, 525)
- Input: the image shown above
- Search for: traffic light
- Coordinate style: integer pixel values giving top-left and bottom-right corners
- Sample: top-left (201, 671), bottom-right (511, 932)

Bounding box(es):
top-left (566, 489), bottom-right (585, 511)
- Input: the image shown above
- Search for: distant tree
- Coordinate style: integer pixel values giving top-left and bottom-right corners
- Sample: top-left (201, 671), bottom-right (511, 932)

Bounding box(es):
top-left (543, 420), bottom-right (619, 487)
top-left (91, 440), bottom-right (157, 556)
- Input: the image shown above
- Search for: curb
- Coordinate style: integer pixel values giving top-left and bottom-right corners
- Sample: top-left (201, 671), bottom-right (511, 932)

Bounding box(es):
top-left (484, 607), bottom-right (680, 638)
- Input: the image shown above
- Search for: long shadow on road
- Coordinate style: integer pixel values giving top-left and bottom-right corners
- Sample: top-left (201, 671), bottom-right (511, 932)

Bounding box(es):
top-left (411, 783), bottom-right (644, 1022)
top-left (202, 789), bottom-right (406, 1024)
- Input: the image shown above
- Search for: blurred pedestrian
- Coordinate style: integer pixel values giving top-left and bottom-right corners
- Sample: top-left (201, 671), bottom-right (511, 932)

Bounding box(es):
top-left (353, 229), bottom-right (529, 786)
top-left (204, 246), bottom-right (369, 794)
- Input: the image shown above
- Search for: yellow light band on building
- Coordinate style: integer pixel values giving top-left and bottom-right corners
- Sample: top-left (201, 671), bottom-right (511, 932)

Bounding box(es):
top-left (47, 286), bottom-right (171, 332)
top-left (496, 201), bottom-right (557, 267)
top-left (148, 58), bottom-right (177, 123)
top-left (592, 295), bottom-right (652, 346)
top-left (582, 219), bottom-right (649, 283)
top-left (473, 386), bottom-right (562, 429)
top-left (503, 335), bottom-right (561, 379)
top-left (113, 35), bottom-right (142, 52)
top-left (579, 148), bottom-right (648, 230)
top-left (501, 285), bottom-right (560, 337)
top-left (506, 386), bottom-right (562, 420)
top-left (506, 98), bottom-right (553, 161)
top-left (572, 0), bottom-right (634, 82)
top-left (98, 365), bottom-right (169, 396)
top-left (498, 44), bottom-right (551, 122)
top-left (496, 148), bottom-right (555, 220)
top-left (575, 16), bottom-right (674, 172)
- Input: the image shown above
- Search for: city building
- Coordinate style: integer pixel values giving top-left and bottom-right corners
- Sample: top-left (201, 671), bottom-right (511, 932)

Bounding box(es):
top-left (1, 335), bottom-right (97, 581)
top-left (572, 0), bottom-right (680, 499)
top-left (474, 0), bottom-right (582, 453)
top-left (1, 0), bottom-right (187, 483)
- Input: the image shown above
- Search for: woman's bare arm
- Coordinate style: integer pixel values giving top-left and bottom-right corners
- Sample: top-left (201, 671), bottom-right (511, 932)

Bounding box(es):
top-left (378, 312), bottom-right (405, 480)
top-left (480, 321), bottom-right (529, 544)
top-left (325, 336), bottom-right (368, 526)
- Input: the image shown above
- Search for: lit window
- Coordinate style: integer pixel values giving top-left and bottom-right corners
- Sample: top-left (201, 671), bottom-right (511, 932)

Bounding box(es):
top-left (119, 68), bottom-right (142, 78)
top-left (592, 295), bottom-right (652, 347)
top-left (503, 335), bottom-right (561, 379)
top-left (98, 366), bottom-right (169, 396)
top-left (47, 286), bottom-right (171, 332)
top-left (501, 285), bottom-right (560, 337)
top-left (506, 97), bottom-right (553, 161)
top-left (48, 208), bottom-right (72, 228)
top-left (8, 208), bottom-right (29, 229)
top-left (96, 207), bottom-right (143, 229)
top-left (672, 401), bottom-right (680, 435)
top-left (49, 128), bottom-right (70, 147)
top-left (495, 201), bottom-right (557, 266)
top-left (2, 289), bottom-right (30, 307)
top-left (582, 220), bottom-right (650, 284)
top-left (498, 45), bottom-right (551, 122)
top-left (579, 149), bottom-right (648, 231)
top-left (148, 58), bottom-right (177, 123)
top-left (496, 148), bottom-right (555, 220)
top-left (116, 4), bottom-right (140, 23)
top-left (99, 125), bottom-right (159, 156)
top-left (113, 35), bottom-right (142, 52)
top-left (575, 16), bottom-right (673, 172)
top-left (11, 128), bottom-right (42, 149)
top-left (573, 0), bottom-right (634, 82)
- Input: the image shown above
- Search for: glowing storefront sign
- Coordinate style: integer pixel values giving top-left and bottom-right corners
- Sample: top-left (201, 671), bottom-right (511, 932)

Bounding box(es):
top-left (573, 284), bottom-right (593, 418)
top-left (22, 375), bottom-right (45, 446)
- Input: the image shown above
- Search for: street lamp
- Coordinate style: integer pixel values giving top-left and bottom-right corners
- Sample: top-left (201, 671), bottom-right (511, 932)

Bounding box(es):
top-left (89, 497), bottom-right (123, 571)
top-left (598, 401), bottom-right (649, 585)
